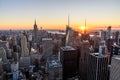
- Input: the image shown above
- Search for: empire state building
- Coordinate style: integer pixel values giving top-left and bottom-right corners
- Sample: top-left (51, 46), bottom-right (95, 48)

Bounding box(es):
top-left (33, 20), bottom-right (38, 42)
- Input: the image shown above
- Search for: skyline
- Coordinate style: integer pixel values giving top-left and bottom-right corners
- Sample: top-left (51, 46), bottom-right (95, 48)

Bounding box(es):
top-left (0, 0), bottom-right (120, 30)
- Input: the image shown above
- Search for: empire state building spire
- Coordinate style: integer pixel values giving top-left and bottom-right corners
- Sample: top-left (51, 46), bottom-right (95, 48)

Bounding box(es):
top-left (33, 19), bottom-right (38, 42)
top-left (35, 19), bottom-right (36, 25)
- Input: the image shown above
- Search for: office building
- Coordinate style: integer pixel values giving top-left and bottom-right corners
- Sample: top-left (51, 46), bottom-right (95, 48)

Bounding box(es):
top-left (88, 53), bottom-right (108, 80)
top-left (60, 46), bottom-right (79, 79)
top-left (79, 40), bottom-right (90, 80)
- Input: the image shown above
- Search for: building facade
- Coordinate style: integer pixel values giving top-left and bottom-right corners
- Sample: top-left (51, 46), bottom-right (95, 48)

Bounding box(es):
top-left (60, 46), bottom-right (79, 79)
top-left (88, 53), bottom-right (108, 80)
top-left (110, 55), bottom-right (120, 80)
top-left (79, 40), bottom-right (90, 80)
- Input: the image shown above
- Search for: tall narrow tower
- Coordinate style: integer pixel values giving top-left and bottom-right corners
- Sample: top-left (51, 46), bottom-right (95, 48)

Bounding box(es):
top-left (33, 19), bottom-right (38, 42)
top-left (66, 15), bottom-right (70, 46)
top-left (84, 19), bottom-right (86, 35)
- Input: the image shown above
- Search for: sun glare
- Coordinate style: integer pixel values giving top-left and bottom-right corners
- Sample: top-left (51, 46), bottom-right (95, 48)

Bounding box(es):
top-left (81, 26), bottom-right (86, 31)
top-left (77, 26), bottom-right (86, 33)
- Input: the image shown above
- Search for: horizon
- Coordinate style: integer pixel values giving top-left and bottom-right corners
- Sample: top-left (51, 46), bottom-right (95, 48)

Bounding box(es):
top-left (0, 0), bottom-right (120, 30)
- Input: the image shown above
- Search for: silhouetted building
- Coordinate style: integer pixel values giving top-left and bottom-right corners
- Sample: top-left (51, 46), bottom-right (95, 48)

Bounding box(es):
top-left (88, 53), bottom-right (108, 80)
top-left (60, 46), bottom-right (79, 79)
top-left (106, 39), bottom-right (113, 52)
top-left (53, 39), bottom-right (60, 55)
top-left (107, 26), bottom-right (112, 39)
top-left (33, 20), bottom-right (38, 42)
top-left (79, 40), bottom-right (90, 80)
top-left (65, 25), bottom-right (71, 46)
top-left (93, 36), bottom-right (101, 52)
top-left (115, 31), bottom-right (119, 44)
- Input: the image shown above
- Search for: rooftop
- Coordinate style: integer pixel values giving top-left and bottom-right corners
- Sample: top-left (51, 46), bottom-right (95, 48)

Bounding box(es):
top-left (42, 38), bottom-right (53, 41)
top-left (61, 46), bottom-right (75, 51)
top-left (48, 60), bottom-right (62, 68)
top-left (113, 55), bottom-right (120, 61)
top-left (91, 53), bottom-right (107, 58)
top-left (47, 55), bottom-right (62, 68)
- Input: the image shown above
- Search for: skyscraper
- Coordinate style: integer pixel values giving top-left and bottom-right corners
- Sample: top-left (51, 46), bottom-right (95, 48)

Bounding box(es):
top-left (20, 34), bottom-right (29, 57)
top-left (115, 31), bottom-right (119, 44)
top-left (88, 53), bottom-right (108, 80)
top-left (79, 40), bottom-right (90, 80)
top-left (107, 26), bottom-right (112, 39)
top-left (0, 47), bottom-right (8, 63)
top-left (33, 20), bottom-right (38, 43)
top-left (60, 46), bottom-right (79, 79)
top-left (19, 34), bottom-right (30, 69)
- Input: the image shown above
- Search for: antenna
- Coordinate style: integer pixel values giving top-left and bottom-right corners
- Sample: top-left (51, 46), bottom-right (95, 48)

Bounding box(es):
top-left (68, 14), bottom-right (70, 27)
top-left (85, 18), bottom-right (86, 34)
top-left (35, 19), bottom-right (36, 24)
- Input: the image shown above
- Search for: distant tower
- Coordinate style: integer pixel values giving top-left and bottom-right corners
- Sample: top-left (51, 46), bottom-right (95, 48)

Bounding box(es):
top-left (107, 26), bottom-right (112, 39)
top-left (19, 34), bottom-right (30, 69)
top-left (20, 34), bottom-right (29, 57)
top-left (106, 26), bottom-right (113, 52)
top-left (84, 19), bottom-right (86, 35)
top-left (66, 15), bottom-right (71, 46)
top-left (41, 26), bottom-right (42, 30)
top-left (33, 19), bottom-right (38, 42)
top-left (115, 31), bottom-right (119, 44)
top-left (0, 47), bottom-right (8, 63)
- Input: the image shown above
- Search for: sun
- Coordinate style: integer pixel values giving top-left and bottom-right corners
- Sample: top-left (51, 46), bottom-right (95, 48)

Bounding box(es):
top-left (77, 26), bottom-right (86, 34)
top-left (76, 25), bottom-right (90, 34)
top-left (81, 26), bottom-right (86, 31)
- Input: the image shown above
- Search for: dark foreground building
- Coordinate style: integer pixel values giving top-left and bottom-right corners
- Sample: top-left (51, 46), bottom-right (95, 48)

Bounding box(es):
top-left (60, 46), bottom-right (79, 79)
top-left (88, 53), bottom-right (108, 80)
top-left (79, 40), bottom-right (90, 80)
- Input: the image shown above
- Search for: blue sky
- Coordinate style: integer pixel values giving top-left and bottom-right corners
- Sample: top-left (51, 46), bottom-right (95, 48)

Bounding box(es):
top-left (0, 0), bottom-right (120, 30)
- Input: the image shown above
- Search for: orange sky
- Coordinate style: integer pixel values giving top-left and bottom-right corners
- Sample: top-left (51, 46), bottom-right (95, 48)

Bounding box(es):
top-left (0, 0), bottom-right (120, 31)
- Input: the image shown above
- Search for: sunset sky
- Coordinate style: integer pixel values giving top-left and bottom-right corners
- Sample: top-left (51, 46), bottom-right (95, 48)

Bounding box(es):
top-left (0, 0), bottom-right (120, 30)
